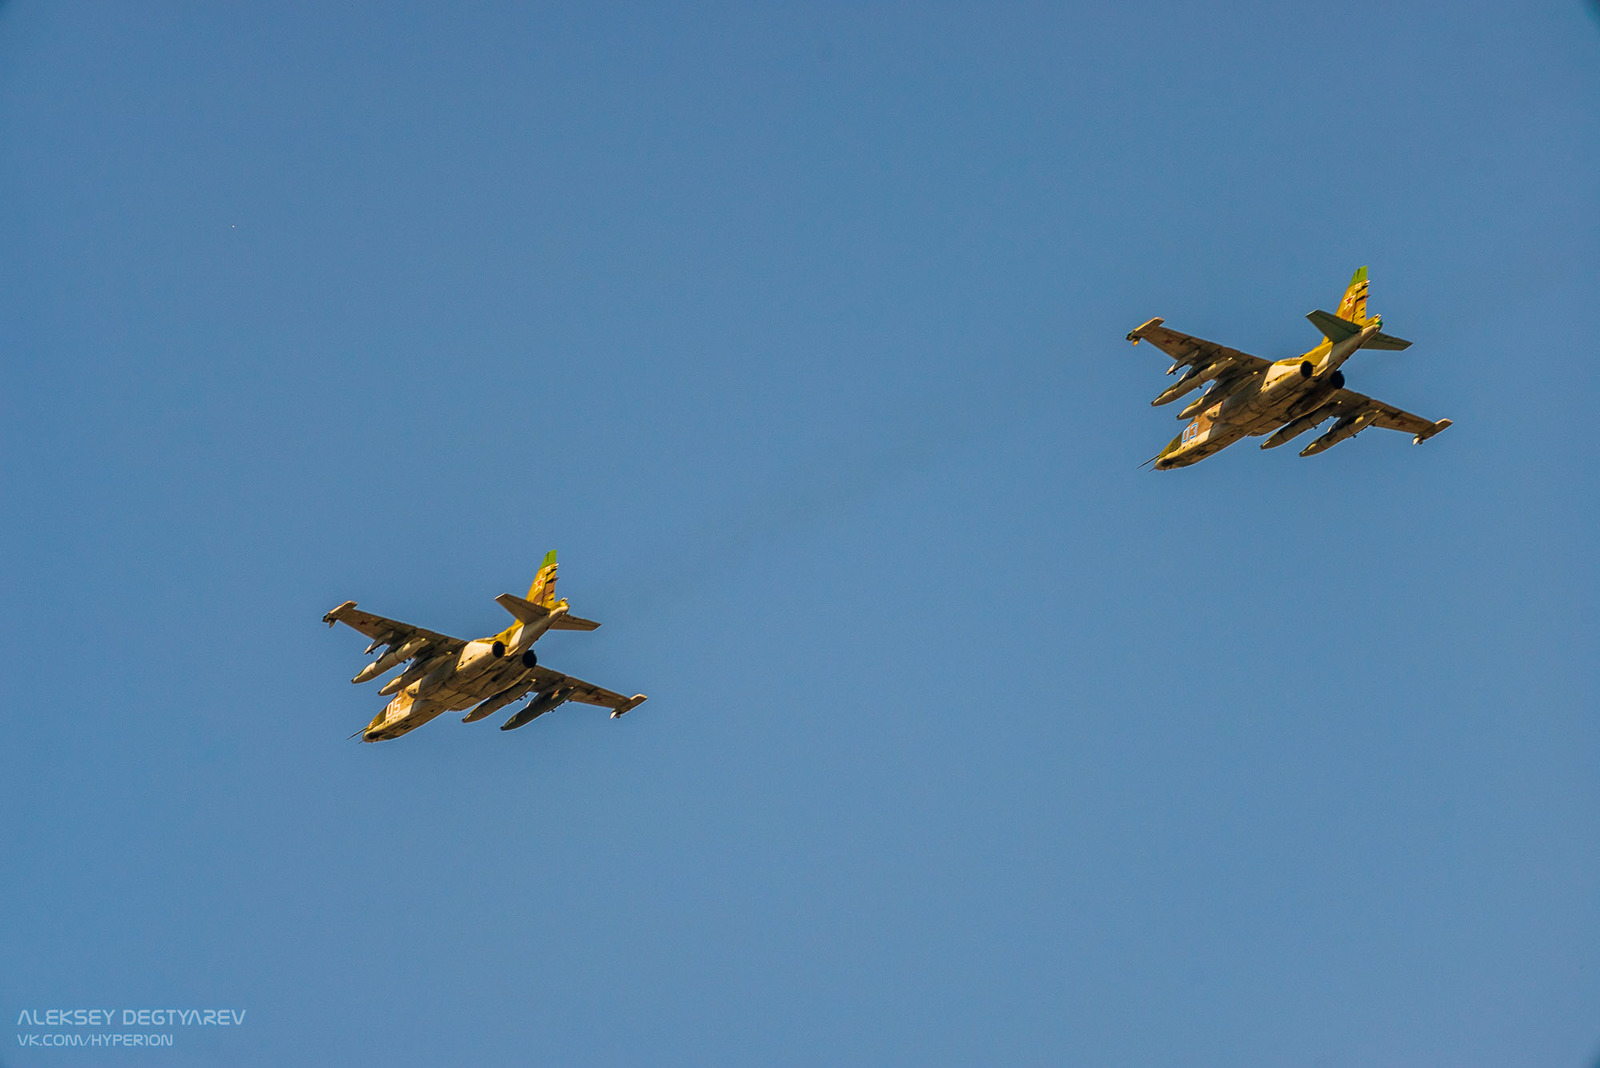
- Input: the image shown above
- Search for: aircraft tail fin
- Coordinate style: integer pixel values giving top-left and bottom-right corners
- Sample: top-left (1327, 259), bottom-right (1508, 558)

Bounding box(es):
top-left (525, 550), bottom-right (560, 609)
top-left (1337, 266), bottom-right (1412, 347)
top-left (1336, 265), bottom-right (1372, 325)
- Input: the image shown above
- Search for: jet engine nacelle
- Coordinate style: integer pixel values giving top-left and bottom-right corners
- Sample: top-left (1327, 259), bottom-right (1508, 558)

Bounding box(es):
top-left (456, 639), bottom-right (507, 677)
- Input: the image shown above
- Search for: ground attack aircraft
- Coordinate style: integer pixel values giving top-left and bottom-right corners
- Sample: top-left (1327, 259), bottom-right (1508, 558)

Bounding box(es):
top-left (323, 551), bottom-right (646, 742)
top-left (1127, 267), bottom-right (1451, 469)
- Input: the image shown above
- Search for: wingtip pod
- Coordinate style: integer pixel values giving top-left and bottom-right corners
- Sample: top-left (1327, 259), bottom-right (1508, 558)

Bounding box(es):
top-left (1413, 418), bottom-right (1452, 445)
top-left (611, 694), bottom-right (648, 719)
top-left (1127, 317), bottom-right (1164, 344)
top-left (323, 601), bottom-right (357, 627)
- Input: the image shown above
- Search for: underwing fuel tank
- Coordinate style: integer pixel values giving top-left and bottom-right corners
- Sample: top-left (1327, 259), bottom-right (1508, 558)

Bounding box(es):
top-left (500, 690), bottom-right (571, 732)
top-left (378, 654), bottom-right (443, 697)
top-left (1151, 364), bottom-right (1213, 407)
top-left (462, 684), bottom-right (533, 724)
top-left (455, 639), bottom-right (507, 677)
top-left (352, 637), bottom-right (427, 684)
top-left (1260, 409), bottom-right (1332, 450)
top-left (1300, 409), bottom-right (1380, 456)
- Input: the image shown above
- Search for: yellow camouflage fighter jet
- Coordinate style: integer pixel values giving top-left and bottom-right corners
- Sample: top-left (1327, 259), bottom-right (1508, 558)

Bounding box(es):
top-left (322, 551), bottom-right (646, 742)
top-left (1127, 267), bottom-right (1451, 469)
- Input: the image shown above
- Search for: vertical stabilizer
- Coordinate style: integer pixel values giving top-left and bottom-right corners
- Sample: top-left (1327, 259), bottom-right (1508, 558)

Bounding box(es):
top-left (526, 550), bottom-right (560, 609)
top-left (1336, 266), bottom-right (1371, 325)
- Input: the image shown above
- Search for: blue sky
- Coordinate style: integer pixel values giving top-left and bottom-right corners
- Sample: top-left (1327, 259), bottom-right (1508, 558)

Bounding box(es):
top-left (1, 2), bottom-right (1596, 1064)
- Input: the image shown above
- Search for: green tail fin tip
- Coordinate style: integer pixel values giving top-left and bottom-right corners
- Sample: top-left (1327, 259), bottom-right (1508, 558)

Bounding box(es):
top-left (1350, 265), bottom-right (1368, 285)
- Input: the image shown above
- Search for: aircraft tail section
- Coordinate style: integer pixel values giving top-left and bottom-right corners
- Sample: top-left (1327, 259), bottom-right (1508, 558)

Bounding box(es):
top-left (496, 550), bottom-right (603, 636)
top-left (1307, 308), bottom-right (1412, 352)
top-left (495, 591), bottom-right (602, 631)
top-left (1329, 266), bottom-right (1411, 350)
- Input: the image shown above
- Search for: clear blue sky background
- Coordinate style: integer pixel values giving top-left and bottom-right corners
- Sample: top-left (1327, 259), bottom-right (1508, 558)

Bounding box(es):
top-left (1, 2), bottom-right (1596, 1065)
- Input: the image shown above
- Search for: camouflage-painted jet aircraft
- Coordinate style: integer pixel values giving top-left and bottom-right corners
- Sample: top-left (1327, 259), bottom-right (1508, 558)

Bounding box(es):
top-left (1127, 267), bottom-right (1451, 469)
top-left (323, 551), bottom-right (646, 742)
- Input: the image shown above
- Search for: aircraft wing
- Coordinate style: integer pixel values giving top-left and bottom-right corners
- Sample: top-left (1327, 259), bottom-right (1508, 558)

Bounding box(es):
top-left (321, 601), bottom-right (465, 655)
top-left (1330, 389), bottom-right (1453, 443)
top-left (526, 664), bottom-right (648, 718)
top-left (1126, 318), bottom-right (1271, 375)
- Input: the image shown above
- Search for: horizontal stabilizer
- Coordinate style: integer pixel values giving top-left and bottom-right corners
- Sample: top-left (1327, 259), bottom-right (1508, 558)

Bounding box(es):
top-left (550, 614), bottom-right (601, 631)
top-left (1306, 309), bottom-right (1362, 344)
top-left (1364, 331), bottom-right (1411, 351)
top-left (495, 592), bottom-right (551, 624)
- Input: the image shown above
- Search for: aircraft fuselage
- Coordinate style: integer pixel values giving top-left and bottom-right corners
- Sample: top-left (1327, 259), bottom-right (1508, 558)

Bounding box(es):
top-left (1154, 324), bottom-right (1379, 469)
top-left (363, 646), bottom-right (539, 741)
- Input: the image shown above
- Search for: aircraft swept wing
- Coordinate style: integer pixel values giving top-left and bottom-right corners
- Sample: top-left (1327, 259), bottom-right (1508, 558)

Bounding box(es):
top-left (1126, 319), bottom-right (1271, 376)
top-left (489, 664), bottom-right (648, 730)
top-left (523, 664), bottom-right (648, 718)
top-left (1329, 389), bottom-right (1453, 442)
top-left (322, 601), bottom-right (463, 657)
